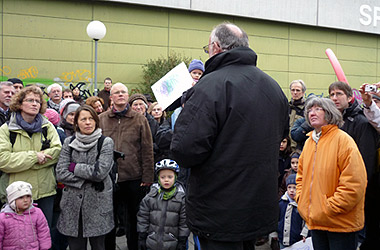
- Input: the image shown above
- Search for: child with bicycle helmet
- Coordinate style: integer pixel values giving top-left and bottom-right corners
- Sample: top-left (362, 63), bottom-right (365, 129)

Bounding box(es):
top-left (137, 159), bottom-right (189, 250)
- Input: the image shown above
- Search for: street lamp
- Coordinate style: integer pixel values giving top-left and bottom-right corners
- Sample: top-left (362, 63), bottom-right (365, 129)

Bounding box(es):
top-left (86, 20), bottom-right (106, 96)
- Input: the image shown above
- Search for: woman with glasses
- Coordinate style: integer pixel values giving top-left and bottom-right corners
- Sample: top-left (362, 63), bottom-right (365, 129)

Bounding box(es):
top-left (0, 85), bottom-right (62, 229)
top-left (296, 97), bottom-right (367, 250)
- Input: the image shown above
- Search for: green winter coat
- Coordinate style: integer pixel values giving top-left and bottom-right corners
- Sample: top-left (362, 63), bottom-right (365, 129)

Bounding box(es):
top-left (0, 113), bottom-right (62, 202)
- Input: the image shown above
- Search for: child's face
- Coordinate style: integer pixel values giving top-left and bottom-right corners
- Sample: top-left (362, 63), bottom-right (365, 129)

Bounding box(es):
top-left (287, 184), bottom-right (296, 200)
top-left (190, 69), bottom-right (203, 82)
top-left (280, 138), bottom-right (288, 151)
top-left (159, 169), bottom-right (175, 189)
top-left (15, 195), bottom-right (32, 214)
top-left (291, 158), bottom-right (299, 172)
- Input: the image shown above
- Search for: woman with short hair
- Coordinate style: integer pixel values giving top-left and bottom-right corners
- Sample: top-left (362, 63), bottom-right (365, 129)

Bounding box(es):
top-left (56, 105), bottom-right (114, 250)
top-left (296, 97), bottom-right (367, 250)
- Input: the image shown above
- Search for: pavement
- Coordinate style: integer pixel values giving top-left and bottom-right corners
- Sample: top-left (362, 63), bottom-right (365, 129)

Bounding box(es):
top-left (115, 233), bottom-right (271, 250)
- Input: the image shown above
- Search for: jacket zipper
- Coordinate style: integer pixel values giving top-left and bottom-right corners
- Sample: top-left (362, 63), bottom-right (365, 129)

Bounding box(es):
top-left (308, 141), bottom-right (318, 222)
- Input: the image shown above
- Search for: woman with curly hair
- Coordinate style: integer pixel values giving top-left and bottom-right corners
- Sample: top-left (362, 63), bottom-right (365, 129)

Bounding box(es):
top-left (0, 85), bottom-right (62, 228)
top-left (85, 96), bottom-right (104, 114)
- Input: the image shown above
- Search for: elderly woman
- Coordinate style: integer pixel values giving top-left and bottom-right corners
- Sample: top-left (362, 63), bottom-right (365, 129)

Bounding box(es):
top-left (85, 96), bottom-right (104, 114)
top-left (296, 97), bottom-right (367, 250)
top-left (0, 85), bottom-right (62, 228)
top-left (56, 105), bottom-right (114, 250)
top-left (147, 102), bottom-right (166, 125)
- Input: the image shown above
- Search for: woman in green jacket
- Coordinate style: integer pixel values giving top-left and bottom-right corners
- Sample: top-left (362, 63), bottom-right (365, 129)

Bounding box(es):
top-left (0, 85), bottom-right (62, 228)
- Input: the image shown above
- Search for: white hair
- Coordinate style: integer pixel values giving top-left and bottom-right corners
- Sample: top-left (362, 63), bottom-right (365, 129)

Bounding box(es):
top-left (47, 83), bottom-right (62, 94)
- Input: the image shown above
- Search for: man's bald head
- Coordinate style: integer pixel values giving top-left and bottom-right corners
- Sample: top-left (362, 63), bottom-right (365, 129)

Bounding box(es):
top-left (210, 22), bottom-right (249, 53)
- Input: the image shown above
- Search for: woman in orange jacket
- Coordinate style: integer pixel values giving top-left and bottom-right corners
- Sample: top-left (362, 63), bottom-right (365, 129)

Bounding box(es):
top-left (296, 97), bottom-right (367, 250)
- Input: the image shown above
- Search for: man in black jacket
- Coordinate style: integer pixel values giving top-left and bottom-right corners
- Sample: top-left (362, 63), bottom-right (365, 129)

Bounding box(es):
top-left (171, 22), bottom-right (289, 249)
top-left (329, 81), bottom-right (379, 249)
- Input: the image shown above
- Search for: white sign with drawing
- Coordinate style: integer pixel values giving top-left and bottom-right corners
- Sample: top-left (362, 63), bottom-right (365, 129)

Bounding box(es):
top-left (283, 237), bottom-right (313, 250)
top-left (151, 62), bottom-right (194, 110)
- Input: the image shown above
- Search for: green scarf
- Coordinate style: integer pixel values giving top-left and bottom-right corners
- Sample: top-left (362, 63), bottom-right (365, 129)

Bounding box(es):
top-left (158, 186), bottom-right (177, 200)
top-left (157, 175), bottom-right (177, 200)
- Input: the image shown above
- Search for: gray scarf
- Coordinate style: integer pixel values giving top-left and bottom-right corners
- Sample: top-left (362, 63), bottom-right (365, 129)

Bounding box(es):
top-left (69, 128), bottom-right (102, 152)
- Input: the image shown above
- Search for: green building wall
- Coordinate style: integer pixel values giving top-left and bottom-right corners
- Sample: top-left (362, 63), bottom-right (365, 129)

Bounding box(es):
top-left (1, 0), bottom-right (379, 100)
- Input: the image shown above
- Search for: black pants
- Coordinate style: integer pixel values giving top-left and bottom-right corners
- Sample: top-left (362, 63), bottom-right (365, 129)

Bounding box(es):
top-left (67, 213), bottom-right (106, 250)
top-left (105, 180), bottom-right (145, 250)
top-left (199, 237), bottom-right (256, 250)
top-left (311, 230), bottom-right (357, 250)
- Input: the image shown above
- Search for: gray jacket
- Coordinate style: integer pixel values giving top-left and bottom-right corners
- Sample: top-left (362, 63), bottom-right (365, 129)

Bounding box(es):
top-left (56, 136), bottom-right (114, 237)
top-left (137, 184), bottom-right (189, 250)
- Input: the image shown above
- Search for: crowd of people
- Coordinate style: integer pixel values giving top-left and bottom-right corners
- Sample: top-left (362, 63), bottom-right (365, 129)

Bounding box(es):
top-left (0, 22), bottom-right (379, 250)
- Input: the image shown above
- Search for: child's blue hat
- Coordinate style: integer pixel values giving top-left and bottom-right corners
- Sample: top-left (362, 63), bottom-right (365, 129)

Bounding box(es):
top-left (286, 174), bottom-right (297, 186)
top-left (188, 59), bottom-right (205, 73)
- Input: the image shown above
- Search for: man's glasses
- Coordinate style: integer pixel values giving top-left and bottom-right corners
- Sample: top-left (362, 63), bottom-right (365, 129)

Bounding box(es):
top-left (203, 44), bottom-right (210, 54)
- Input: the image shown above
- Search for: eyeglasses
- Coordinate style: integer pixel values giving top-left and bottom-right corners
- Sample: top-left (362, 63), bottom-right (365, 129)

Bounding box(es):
top-left (202, 44), bottom-right (210, 54)
top-left (23, 98), bottom-right (41, 104)
top-left (307, 107), bottom-right (324, 114)
top-left (112, 90), bottom-right (127, 95)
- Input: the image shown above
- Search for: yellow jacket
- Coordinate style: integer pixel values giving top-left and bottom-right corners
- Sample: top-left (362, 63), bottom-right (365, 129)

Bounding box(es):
top-left (296, 124), bottom-right (367, 232)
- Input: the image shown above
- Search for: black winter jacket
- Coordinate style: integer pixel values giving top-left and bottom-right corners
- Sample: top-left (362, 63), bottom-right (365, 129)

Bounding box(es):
top-left (171, 47), bottom-right (289, 241)
top-left (341, 100), bottom-right (378, 182)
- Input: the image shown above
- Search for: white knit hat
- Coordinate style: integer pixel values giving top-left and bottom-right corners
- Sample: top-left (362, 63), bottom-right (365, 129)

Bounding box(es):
top-left (6, 181), bottom-right (32, 210)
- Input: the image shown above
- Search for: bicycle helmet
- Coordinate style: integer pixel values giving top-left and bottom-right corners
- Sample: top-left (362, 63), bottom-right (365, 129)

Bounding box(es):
top-left (155, 159), bottom-right (180, 175)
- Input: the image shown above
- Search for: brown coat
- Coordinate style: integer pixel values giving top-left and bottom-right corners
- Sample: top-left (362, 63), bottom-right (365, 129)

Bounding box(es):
top-left (99, 108), bottom-right (154, 183)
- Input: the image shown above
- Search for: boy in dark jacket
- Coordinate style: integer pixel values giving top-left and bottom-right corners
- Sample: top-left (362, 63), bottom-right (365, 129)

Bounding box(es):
top-left (273, 174), bottom-right (308, 249)
top-left (137, 159), bottom-right (189, 250)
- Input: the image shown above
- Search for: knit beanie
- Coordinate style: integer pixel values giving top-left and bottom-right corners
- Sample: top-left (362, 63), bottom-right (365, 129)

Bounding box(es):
top-left (44, 108), bottom-right (60, 125)
top-left (6, 181), bottom-right (32, 210)
top-left (7, 78), bottom-right (23, 86)
top-left (60, 100), bottom-right (80, 120)
top-left (188, 59), bottom-right (205, 73)
top-left (59, 99), bottom-right (75, 115)
top-left (128, 93), bottom-right (148, 107)
top-left (291, 153), bottom-right (300, 159)
top-left (286, 174), bottom-right (297, 187)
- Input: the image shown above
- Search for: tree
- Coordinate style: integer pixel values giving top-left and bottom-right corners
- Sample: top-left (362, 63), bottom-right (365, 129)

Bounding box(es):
top-left (138, 52), bottom-right (192, 101)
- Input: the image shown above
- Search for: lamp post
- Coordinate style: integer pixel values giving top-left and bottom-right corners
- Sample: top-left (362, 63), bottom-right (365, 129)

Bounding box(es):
top-left (86, 20), bottom-right (106, 96)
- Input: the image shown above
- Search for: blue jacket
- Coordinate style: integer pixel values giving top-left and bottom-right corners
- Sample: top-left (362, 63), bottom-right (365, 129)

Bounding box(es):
top-left (277, 192), bottom-right (308, 247)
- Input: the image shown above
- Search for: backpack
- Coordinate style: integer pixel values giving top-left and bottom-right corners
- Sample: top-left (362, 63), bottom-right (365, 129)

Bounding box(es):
top-left (69, 135), bottom-right (124, 190)
top-left (9, 126), bottom-right (51, 150)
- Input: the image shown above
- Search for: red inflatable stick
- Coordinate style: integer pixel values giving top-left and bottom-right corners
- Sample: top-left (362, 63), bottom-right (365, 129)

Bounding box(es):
top-left (325, 48), bottom-right (354, 102)
top-left (325, 48), bottom-right (349, 85)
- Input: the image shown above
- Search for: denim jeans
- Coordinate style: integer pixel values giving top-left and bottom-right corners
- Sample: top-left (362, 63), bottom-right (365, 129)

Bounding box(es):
top-left (311, 230), bottom-right (357, 250)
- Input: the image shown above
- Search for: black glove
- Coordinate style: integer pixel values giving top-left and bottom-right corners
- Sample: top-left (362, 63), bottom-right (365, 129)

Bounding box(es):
top-left (138, 232), bottom-right (148, 250)
top-left (91, 181), bottom-right (104, 192)
top-left (176, 236), bottom-right (187, 250)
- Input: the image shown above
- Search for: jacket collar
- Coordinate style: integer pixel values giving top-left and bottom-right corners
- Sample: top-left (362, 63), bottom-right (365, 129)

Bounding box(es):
top-left (203, 47), bottom-right (257, 77)
top-left (106, 104), bottom-right (135, 118)
top-left (342, 99), bottom-right (362, 120)
top-left (306, 124), bottom-right (338, 138)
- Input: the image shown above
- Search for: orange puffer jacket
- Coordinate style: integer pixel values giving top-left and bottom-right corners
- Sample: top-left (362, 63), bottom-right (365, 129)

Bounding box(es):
top-left (296, 124), bottom-right (367, 232)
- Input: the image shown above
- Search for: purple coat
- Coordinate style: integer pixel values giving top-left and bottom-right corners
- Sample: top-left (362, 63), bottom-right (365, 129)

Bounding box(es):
top-left (0, 204), bottom-right (51, 250)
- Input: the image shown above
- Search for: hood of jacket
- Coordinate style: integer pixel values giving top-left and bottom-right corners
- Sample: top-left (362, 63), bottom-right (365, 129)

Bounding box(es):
top-left (1, 203), bottom-right (35, 214)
